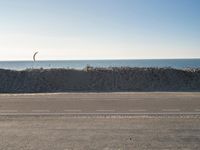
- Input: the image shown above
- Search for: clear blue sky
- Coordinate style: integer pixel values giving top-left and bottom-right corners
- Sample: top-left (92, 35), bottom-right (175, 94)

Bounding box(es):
top-left (0, 0), bottom-right (200, 60)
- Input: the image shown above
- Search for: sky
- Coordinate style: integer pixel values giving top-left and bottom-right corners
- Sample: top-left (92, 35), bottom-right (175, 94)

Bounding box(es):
top-left (0, 0), bottom-right (200, 60)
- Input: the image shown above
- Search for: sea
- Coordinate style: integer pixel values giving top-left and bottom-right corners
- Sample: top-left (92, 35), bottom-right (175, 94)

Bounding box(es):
top-left (0, 59), bottom-right (200, 70)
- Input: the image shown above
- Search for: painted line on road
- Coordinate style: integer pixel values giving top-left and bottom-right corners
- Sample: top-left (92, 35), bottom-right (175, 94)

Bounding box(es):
top-left (162, 109), bottom-right (180, 112)
top-left (32, 110), bottom-right (50, 113)
top-left (0, 110), bottom-right (18, 113)
top-left (64, 109), bottom-right (82, 112)
top-left (128, 109), bottom-right (146, 112)
top-left (96, 109), bottom-right (115, 112)
top-left (0, 112), bottom-right (200, 116)
top-left (0, 97), bottom-right (147, 101)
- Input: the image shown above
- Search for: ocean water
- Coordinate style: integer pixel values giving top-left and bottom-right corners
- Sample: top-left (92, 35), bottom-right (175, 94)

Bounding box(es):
top-left (0, 59), bottom-right (200, 70)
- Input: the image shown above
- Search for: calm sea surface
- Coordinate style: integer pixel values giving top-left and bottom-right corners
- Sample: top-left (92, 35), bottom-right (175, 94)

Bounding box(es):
top-left (0, 59), bottom-right (200, 70)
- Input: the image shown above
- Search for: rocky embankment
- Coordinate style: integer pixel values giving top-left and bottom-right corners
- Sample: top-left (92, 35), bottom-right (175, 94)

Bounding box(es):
top-left (0, 67), bottom-right (199, 93)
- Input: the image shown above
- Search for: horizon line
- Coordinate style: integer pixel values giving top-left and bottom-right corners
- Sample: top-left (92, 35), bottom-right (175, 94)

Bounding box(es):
top-left (0, 58), bottom-right (200, 62)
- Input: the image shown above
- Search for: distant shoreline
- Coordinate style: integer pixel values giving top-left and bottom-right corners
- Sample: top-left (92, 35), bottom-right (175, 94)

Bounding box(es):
top-left (0, 59), bottom-right (200, 70)
top-left (0, 67), bottom-right (199, 93)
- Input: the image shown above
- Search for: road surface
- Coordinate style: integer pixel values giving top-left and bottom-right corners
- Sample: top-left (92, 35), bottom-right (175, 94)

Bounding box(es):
top-left (0, 92), bottom-right (200, 116)
top-left (0, 92), bottom-right (200, 149)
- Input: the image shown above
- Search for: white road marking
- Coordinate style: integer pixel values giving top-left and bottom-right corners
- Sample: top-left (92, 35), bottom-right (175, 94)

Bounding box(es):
top-left (0, 93), bottom-right (66, 96)
top-left (128, 109), bottom-right (146, 112)
top-left (162, 109), bottom-right (180, 112)
top-left (32, 110), bottom-right (50, 113)
top-left (0, 110), bottom-right (18, 113)
top-left (96, 109), bottom-right (115, 112)
top-left (64, 109), bottom-right (81, 112)
top-left (0, 97), bottom-right (145, 101)
top-left (0, 112), bottom-right (200, 116)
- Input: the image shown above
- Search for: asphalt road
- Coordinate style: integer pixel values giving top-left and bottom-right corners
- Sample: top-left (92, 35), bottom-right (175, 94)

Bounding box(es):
top-left (0, 92), bottom-right (200, 149)
top-left (0, 92), bottom-right (200, 116)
